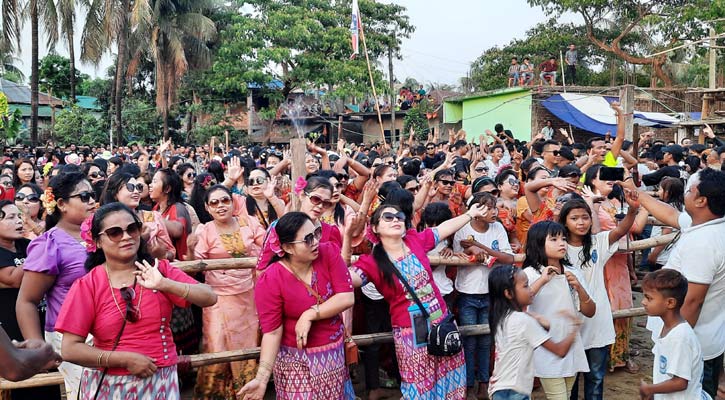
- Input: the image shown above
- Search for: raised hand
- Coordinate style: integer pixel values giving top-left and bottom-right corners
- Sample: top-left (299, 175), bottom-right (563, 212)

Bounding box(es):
top-left (264, 176), bottom-right (278, 199)
top-left (551, 178), bottom-right (577, 192)
top-left (134, 259), bottom-right (164, 290)
top-left (227, 156), bottom-right (243, 182)
top-left (610, 101), bottom-right (623, 115)
top-left (704, 123), bottom-right (715, 139)
top-left (623, 188), bottom-right (641, 209)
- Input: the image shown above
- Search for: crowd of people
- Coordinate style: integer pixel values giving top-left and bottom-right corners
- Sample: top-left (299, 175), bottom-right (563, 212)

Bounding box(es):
top-left (0, 100), bottom-right (723, 400)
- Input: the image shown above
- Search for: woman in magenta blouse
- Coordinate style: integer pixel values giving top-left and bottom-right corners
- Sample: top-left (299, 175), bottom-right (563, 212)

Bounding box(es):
top-left (54, 202), bottom-right (217, 399)
top-left (347, 203), bottom-right (486, 400)
top-left (239, 212), bottom-right (355, 400)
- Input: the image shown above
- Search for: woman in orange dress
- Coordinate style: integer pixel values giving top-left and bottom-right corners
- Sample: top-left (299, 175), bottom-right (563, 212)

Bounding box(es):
top-left (189, 184), bottom-right (265, 399)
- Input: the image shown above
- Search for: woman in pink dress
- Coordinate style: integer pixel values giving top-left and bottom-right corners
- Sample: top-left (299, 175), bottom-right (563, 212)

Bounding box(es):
top-left (239, 212), bottom-right (355, 400)
top-left (188, 185), bottom-right (266, 399)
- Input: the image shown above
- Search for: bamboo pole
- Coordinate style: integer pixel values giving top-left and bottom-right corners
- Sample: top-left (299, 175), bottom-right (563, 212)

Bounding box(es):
top-left (358, 9), bottom-right (387, 146)
top-left (170, 233), bottom-right (676, 273)
top-left (0, 308), bottom-right (648, 390)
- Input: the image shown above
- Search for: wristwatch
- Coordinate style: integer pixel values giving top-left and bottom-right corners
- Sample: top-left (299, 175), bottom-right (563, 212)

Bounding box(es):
top-left (310, 304), bottom-right (320, 320)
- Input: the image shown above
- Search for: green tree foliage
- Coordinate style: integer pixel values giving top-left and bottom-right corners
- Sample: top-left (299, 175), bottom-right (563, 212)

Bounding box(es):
top-left (120, 97), bottom-right (161, 144)
top-left (78, 77), bottom-right (112, 110)
top-left (53, 106), bottom-right (106, 146)
top-left (527, 0), bottom-right (716, 87)
top-left (403, 102), bottom-right (430, 141)
top-left (470, 20), bottom-right (600, 91)
top-left (38, 54), bottom-right (85, 99)
top-left (204, 0), bottom-right (413, 104)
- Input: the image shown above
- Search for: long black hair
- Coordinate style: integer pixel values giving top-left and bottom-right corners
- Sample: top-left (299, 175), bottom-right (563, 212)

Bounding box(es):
top-left (100, 172), bottom-right (134, 206)
top-left (265, 212), bottom-right (312, 267)
top-left (84, 202), bottom-right (152, 271)
top-left (370, 204), bottom-right (404, 288)
top-left (558, 199), bottom-right (594, 267)
top-left (154, 168), bottom-right (184, 206)
top-left (314, 170), bottom-right (344, 226)
top-left (13, 159), bottom-right (36, 188)
top-left (45, 172), bottom-right (91, 230)
top-left (660, 177), bottom-right (684, 211)
top-left (522, 221), bottom-right (570, 273)
top-left (488, 265), bottom-right (523, 340)
top-left (381, 188), bottom-right (414, 230)
top-left (188, 173), bottom-right (216, 224)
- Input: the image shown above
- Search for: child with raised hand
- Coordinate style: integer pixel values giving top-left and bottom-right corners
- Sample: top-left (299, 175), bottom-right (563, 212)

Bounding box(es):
top-left (522, 221), bottom-right (596, 400)
top-left (488, 265), bottom-right (582, 400)
top-left (558, 190), bottom-right (641, 400)
top-left (639, 269), bottom-right (711, 400)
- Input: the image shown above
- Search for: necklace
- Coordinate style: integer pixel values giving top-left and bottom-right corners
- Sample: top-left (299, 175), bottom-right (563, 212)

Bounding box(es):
top-left (105, 265), bottom-right (143, 321)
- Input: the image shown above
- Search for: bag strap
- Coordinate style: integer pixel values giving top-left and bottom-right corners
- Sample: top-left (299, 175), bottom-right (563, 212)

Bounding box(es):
top-left (90, 311), bottom-right (129, 400)
top-left (389, 261), bottom-right (430, 320)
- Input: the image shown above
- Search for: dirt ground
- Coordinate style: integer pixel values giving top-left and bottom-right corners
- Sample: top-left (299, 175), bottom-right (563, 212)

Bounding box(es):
top-left (182, 293), bottom-right (653, 400)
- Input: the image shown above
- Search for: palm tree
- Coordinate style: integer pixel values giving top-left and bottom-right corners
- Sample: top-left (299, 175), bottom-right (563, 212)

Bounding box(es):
top-left (30, 0), bottom-right (39, 145)
top-left (0, 1), bottom-right (21, 64)
top-left (81, 0), bottom-right (130, 145)
top-left (128, 0), bottom-right (216, 139)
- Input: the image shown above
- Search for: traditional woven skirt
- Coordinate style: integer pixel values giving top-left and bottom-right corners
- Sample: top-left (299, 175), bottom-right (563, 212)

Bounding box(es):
top-left (393, 326), bottom-right (466, 400)
top-left (273, 337), bottom-right (355, 400)
top-left (79, 365), bottom-right (179, 400)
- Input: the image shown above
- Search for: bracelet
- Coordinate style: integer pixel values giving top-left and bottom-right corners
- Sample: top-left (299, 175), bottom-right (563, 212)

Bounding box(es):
top-left (104, 351), bottom-right (112, 367)
top-left (181, 283), bottom-right (191, 299)
top-left (465, 213), bottom-right (473, 221)
top-left (258, 360), bottom-right (274, 372)
top-left (97, 351), bottom-right (105, 367)
top-left (583, 295), bottom-right (593, 304)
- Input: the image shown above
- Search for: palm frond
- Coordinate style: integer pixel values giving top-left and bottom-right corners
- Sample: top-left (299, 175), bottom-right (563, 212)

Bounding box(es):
top-left (1, 0), bottom-right (21, 54)
top-left (39, 0), bottom-right (59, 47)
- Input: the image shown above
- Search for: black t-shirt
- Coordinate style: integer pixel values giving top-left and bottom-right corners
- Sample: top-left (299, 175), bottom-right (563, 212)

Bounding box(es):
top-left (0, 238), bottom-right (29, 341)
top-left (422, 152), bottom-right (445, 168)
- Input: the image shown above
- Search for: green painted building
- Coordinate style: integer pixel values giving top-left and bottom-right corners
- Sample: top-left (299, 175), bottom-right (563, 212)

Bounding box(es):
top-left (443, 87), bottom-right (532, 141)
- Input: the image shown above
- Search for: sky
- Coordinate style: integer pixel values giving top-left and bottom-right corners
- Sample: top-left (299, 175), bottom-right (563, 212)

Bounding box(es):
top-left (14, 0), bottom-right (579, 87)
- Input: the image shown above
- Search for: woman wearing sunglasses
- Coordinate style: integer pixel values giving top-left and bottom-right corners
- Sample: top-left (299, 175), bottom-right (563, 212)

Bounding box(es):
top-left (0, 200), bottom-right (62, 400)
top-left (177, 163), bottom-right (196, 201)
top-left (16, 172), bottom-right (96, 399)
top-left (243, 168), bottom-right (284, 229)
top-left (15, 183), bottom-right (45, 240)
top-left (101, 172), bottom-right (175, 261)
top-left (239, 212), bottom-right (355, 400)
top-left (346, 203), bottom-right (488, 400)
top-left (187, 185), bottom-right (265, 399)
top-left (55, 202), bottom-right (217, 400)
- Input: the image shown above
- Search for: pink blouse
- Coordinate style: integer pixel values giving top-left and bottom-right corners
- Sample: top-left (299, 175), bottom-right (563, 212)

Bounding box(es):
top-left (255, 243), bottom-right (353, 348)
top-left (194, 218), bottom-right (265, 295)
top-left (54, 260), bottom-right (199, 375)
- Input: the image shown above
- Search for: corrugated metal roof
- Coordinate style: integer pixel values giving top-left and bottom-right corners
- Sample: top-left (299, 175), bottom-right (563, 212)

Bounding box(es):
top-left (75, 95), bottom-right (101, 110)
top-left (0, 78), bottom-right (63, 106)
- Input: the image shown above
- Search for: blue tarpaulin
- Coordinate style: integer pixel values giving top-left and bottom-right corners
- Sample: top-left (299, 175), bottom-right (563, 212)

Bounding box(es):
top-left (541, 93), bottom-right (682, 136)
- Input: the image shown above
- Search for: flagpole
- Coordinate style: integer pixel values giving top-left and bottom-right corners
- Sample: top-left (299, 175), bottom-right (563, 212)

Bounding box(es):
top-left (358, 9), bottom-right (387, 147)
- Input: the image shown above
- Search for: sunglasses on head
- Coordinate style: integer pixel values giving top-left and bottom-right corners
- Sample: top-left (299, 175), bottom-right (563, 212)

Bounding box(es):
top-left (207, 196), bottom-right (232, 208)
top-left (306, 193), bottom-right (333, 209)
top-left (15, 193), bottom-right (40, 203)
top-left (101, 221), bottom-right (142, 242)
top-left (288, 226), bottom-right (323, 247)
top-left (381, 211), bottom-right (406, 223)
top-left (89, 171), bottom-right (106, 179)
top-left (125, 182), bottom-right (144, 193)
top-left (120, 285), bottom-right (140, 323)
top-left (247, 176), bottom-right (267, 186)
top-left (438, 179), bottom-right (455, 186)
top-left (69, 191), bottom-right (95, 203)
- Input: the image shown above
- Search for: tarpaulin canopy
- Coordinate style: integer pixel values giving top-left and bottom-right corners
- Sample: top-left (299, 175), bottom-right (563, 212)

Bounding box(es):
top-left (541, 93), bottom-right (681, 136)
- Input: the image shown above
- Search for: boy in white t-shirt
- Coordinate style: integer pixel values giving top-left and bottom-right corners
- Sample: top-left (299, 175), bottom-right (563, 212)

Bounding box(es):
top-left (640, 269), bottom-right (711, 400)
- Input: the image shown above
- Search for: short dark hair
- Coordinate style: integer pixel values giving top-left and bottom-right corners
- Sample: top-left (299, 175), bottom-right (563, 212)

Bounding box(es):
top-left (494, 123), bottom-right (504, 133)
top-left (434, 169), bottom-right (454, 181)
top-left (642, 269), bottom-right (688, 310)
top-left (511, 57), bottom-right (518, 61)
top-left (422, 202), bottom-right (453, 227)
top-left (542, 140), bottom-right (560, 152)
top-left (696, 168), bottom-right (725, 217)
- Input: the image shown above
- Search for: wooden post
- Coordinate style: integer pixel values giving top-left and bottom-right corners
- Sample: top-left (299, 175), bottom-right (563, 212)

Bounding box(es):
top-left (700, 94), bottom-right (712, 145)
top-left (289, 138), bottom-right (307, 211)
top-left (388, 38), bottom-right (396, 144)
top-left (620, 85), bottom-right (635, 141)
top-left (709, 27), bottom-right (717, 90)
top-left (337, 115), bottom-right (343, 144)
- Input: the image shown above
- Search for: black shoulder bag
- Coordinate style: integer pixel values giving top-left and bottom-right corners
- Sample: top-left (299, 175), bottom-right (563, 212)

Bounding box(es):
top-left (389, 265), bottom-right (462, 357)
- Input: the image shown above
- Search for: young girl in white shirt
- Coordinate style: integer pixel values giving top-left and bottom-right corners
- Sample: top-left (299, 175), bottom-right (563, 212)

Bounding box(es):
top-left (487, 265), bottom-right (582, 400)
top-left (522, 221), bottom-right (596, 400)
top-left (558, 194), bottom-right (641, 400)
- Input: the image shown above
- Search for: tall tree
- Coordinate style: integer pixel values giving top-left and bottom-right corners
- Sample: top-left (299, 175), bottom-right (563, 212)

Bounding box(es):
top-left (127, 0), bottom-right (217, 140)
top-left (41, 0), bottom-right (78, 101)
top-left (0, 1), bottom-right (20, 65)
top-left (38, 54), bottom-right (84, 99)
top-left (30, 0), bottom-right (39, 145)
top-left (527, 0), bottom-right (714, 87)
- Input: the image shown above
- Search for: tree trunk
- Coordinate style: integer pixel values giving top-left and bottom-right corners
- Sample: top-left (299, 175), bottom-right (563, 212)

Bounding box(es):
top-left (68, 25), bottom-right (76, 102)
top-left (162, 108), bottom-right (169, 140)
top-left (30, 0), bottom-right (39, 146)
top-left (113, 0), bottom-right (131, 146)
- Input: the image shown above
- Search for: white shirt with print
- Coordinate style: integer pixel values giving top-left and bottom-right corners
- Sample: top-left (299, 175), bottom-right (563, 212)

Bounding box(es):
top-left (453, 222), bottom-right (512, 294)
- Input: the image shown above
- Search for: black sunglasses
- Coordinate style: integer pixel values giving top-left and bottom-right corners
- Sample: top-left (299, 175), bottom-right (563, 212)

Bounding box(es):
top-left (68, 191), bottom-right (95, 203)
top-left (120, 284), bottom-right (140, 323)
top-left (438, 179), bottom-right (455, 186)
top-left (306, 193), bottom-right (333, 209)
top-left (101, 222), bottom-right (142, 242)
top-left (381, 211), bottom-right (406, 223)
top-left (185, 172), bottom-right (197, 179)
top-left (288, 226), bottom-right (323, 247)
top-left (89, 171), bottom-right (106, 179)
top-left (125, 183), bottom-right (144, 193)
top-left (15, 193), bottom-right (40, 203)
top-left (426, 146), bottom-right (435, 150)
top-left (474, 167), bottom-right (489, 172)
top-left (247, 176), bottom-right (267, 186)
top-left (208, 196), bottom-right (232, 208)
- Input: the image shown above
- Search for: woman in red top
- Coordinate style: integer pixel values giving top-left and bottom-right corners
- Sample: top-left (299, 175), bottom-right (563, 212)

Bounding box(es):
top-left (55, 202), bottom-right (217, 400)
top-left (239, 212), bottom-right (355, 400)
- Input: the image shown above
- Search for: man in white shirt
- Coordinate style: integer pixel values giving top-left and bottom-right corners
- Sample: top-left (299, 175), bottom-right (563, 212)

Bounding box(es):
top-left (634, 168), bottom-right (725, 399)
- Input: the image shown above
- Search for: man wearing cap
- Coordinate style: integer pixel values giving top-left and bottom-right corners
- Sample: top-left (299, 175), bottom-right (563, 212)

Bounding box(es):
top-left (641, 144), bottom-right (685, 186)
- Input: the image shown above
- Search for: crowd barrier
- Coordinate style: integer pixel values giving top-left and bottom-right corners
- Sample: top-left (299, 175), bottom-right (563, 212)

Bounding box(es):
top-left (0, 232), bottom-right (674, 390)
